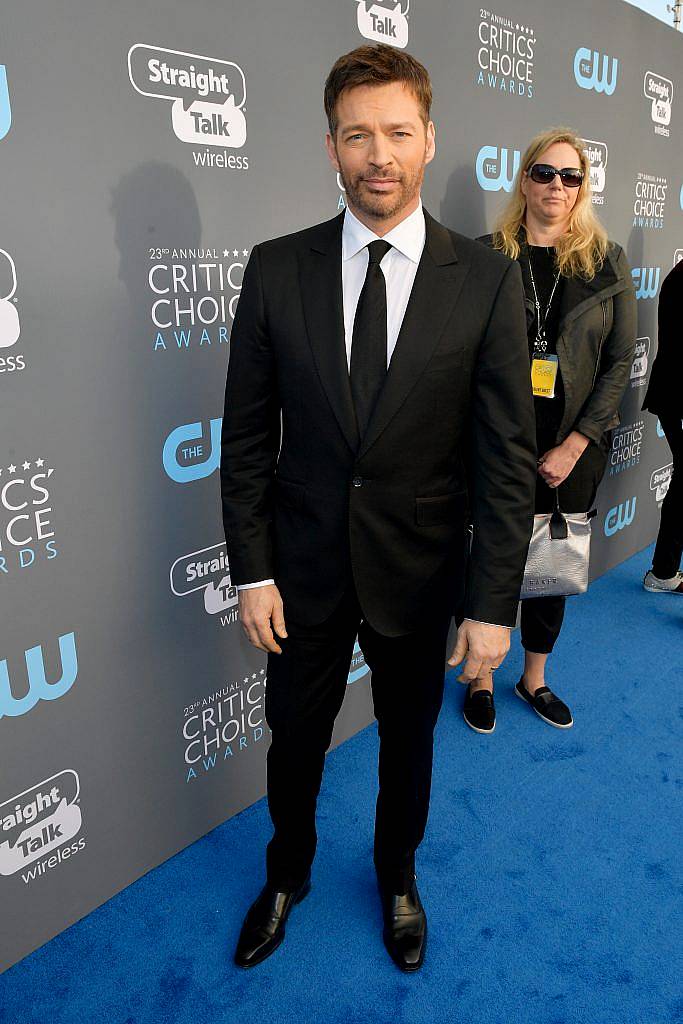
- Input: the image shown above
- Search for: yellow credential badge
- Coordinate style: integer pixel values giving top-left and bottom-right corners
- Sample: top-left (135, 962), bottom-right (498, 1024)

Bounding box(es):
top-left (531, 354), bottom-right (559, 398)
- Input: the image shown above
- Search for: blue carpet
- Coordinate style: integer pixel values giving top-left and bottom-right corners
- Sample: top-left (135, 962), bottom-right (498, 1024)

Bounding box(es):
top-left (1, 544), bottom-right (681, 1024)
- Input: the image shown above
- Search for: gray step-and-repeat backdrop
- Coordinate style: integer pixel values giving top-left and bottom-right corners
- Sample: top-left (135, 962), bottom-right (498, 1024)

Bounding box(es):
top-left (1, 0), bottom-right (680, 972)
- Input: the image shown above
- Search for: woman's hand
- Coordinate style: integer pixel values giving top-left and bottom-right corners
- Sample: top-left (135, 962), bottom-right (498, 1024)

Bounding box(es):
top-left (538, 431), bottom-right (590, 487)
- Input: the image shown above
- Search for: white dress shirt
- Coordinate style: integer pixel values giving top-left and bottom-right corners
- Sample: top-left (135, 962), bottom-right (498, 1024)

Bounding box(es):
top-left (238, 201), bottom-right (426, 591)
top-left (341, 200), bottom-right (425, 368)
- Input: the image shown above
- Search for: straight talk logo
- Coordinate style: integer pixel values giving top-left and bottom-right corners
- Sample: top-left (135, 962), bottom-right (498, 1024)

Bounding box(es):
top-left (170, 541), bottom-right (239, 626)
top-left (128, 44), bottom-right (249, 169)
top-left (0, 770), bottom-right (86, 884)
top-left (356, 1), bottom-right (410, 49)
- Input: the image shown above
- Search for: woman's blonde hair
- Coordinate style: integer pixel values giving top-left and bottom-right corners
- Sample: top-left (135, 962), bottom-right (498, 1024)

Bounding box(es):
top-left (492, 126), bottom-right (608, 280)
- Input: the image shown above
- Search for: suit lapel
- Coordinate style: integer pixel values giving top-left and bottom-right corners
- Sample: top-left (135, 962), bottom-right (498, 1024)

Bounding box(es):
top-left (358, 210), bottom-right (468, 458)
top-left (299, 214), bottom-right (359, 453)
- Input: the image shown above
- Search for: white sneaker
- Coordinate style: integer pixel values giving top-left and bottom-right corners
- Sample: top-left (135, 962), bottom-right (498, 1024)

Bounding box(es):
top-left (643, 570), bottom-right (683, 593)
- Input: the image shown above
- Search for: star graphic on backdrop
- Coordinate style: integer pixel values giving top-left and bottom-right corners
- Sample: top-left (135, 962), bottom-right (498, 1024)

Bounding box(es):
top-left (233, 249), bottom-right (239, 257)
top-left (22, 461), bottom-right (30, 470)
top-left (8, 464), bottom-right (16, 474)
top-left (243, 677), bottom-right (249, 684)
top-left (242, 249), bottom-right (249, 257)
top-left (36, 458), bottom-right (44, 467)
top-left (223, 249), bottom-right (230, 257)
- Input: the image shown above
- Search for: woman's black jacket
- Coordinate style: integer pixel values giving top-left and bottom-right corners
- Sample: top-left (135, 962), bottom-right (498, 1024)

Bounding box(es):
top-left (478, 234), bottom-right (637, 450)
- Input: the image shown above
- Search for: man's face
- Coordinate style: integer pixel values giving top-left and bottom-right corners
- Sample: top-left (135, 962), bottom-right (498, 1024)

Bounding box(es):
top-left (325, 82), bottom-right (435, 224)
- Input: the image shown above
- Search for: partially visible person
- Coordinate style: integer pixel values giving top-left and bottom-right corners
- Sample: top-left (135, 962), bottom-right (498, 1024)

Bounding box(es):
top-left (472, 126), bottom-right (637, 734)
top-left (642, 259), bottom-right (683, 593)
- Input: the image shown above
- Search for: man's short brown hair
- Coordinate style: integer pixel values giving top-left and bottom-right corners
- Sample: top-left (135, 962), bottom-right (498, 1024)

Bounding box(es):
top-left (324, 44), bottom-right (432, 135)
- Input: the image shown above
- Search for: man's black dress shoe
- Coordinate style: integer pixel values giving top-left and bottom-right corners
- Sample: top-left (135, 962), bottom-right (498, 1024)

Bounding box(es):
top-left (234, 876), bottom-right (311, 968)
top-left (380, 879), bottom-right (427, 972)
top-left (463, 683), bottom-right (496, 734)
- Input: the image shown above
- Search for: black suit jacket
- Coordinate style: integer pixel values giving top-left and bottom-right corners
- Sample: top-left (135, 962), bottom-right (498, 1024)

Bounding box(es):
top-left (220, 210), bottom-right (536, 636)
top-left (643, 260), bottom-right (683, 418)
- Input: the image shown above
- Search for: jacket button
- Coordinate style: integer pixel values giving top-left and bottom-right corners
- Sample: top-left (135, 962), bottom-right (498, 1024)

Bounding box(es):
top-left (352, 476), bottom-right (363, 488)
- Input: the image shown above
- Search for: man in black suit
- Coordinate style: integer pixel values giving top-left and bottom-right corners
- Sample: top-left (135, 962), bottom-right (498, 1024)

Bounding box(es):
top-left (220, 44), bottom-right (536, 972)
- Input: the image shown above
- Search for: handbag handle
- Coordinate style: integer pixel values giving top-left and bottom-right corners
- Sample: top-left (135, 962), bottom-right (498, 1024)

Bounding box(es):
top-left (549, 488), bottom-right (568, 540)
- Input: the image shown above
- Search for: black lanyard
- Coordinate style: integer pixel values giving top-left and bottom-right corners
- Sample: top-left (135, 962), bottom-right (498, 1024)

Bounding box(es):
top-left (528, 249), bottom-right (560, 357)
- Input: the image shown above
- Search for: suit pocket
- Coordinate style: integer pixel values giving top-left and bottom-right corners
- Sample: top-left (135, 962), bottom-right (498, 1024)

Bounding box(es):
top-left (275, 477), bottom-right (307, 511)
top-left (415, 491), bottom-right (466, 526)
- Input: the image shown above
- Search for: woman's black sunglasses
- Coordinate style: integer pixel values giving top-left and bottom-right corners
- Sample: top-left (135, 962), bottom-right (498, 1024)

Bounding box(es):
top-left (527, 163), bottom-right (584, 188)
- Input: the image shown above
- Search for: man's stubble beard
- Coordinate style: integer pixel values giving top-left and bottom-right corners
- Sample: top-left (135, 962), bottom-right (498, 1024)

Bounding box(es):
top-left (339, 159), bottom-right (426, 223)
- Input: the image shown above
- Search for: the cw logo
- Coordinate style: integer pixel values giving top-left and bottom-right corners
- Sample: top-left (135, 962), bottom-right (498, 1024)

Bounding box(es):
top-left (348, 639), bottom-right (370, 684)
top-left (631, 267), bottom-right (660, 300)
top-left (573, 47), bottom-right (618, 95)
top-left (0, 633), bottom-right (78, 720)
top-left (163, 418), bottom-right (222, 483)
top-left (0, 66), bottom-right (10, 141)
top-left (604, 497), bottom-right (636, 537)
top-left (475, 146), bottom-right (521, 193)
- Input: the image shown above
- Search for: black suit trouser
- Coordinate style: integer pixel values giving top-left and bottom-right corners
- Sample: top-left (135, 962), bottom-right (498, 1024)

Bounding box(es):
top-left (652, 414), bottom-right (683, 579)
top-left (264, 585), bottom-right (452, 894)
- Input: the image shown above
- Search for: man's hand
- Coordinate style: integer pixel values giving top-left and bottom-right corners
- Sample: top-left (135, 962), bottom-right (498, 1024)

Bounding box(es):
top-left (538, 431), bottom-right (589, 488)
top-left (448, 619), bottom-right (510, 683)
top-left (238, 584), bottom-right (288, 654)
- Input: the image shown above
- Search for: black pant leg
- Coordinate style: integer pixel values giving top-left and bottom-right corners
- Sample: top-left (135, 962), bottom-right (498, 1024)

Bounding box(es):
top-left (521, 439), bottom-right (607, 653)
top-left (264, 589), bottom-right (360, 889)
top-left (358, 612), bottom-right (452, 893)
top-left (520, 594), bottom-right (566, 653)
top-left (652, 414), bottom-right (683, 579)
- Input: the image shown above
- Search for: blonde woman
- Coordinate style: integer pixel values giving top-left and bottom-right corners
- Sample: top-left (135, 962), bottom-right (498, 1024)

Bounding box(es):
top-left (467, 127), bottom-right (636, 734)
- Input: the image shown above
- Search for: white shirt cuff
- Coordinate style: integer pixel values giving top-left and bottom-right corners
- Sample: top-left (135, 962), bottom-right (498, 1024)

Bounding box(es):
top-left (464, 618), bottom-right (511, 629)
top-left (237, 580), bottom-right (275, 590)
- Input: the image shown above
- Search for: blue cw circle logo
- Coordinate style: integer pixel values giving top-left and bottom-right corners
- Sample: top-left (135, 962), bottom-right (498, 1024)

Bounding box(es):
top-left (604, 497), bottom-right (636, 537)
top-left (573, 47), bottom-right (618, 95)
top-left (347, 639), bottom-right (370, 684)
top-left (0, 66), bottom-right (10, 141)
top-left (0, 633), bottom-right (78, 720)
top-left (631, 267), bottom-right (660, 301)
top-left (475, 146), bottom-right (521, 193)
top-left (162, 418), bottom-right (222, 483)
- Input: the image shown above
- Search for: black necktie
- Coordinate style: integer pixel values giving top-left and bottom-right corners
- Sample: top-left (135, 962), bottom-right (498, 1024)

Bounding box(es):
top-left (350, 239), bottom-right (393, 440)
top-left (350, 239), bottom-right (392, 440)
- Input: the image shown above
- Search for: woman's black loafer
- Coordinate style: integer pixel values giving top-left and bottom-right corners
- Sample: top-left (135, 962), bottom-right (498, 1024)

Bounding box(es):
top-left (515, 679), bottom-right (573, 729)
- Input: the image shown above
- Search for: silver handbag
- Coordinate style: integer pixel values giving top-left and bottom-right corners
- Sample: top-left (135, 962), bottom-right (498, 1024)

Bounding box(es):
top-left (520, 492), bottom-right (596, 600)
